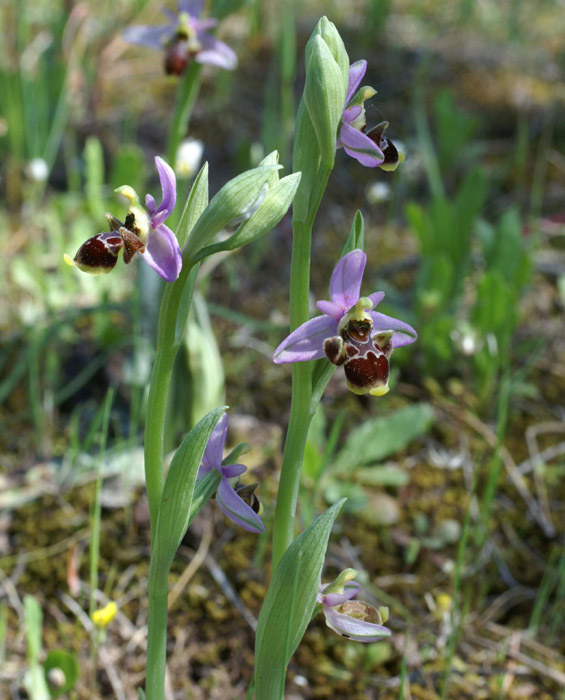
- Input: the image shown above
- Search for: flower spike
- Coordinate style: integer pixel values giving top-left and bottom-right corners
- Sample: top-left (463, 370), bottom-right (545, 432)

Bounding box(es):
top-left (273, 249), bottom-right (417, 397)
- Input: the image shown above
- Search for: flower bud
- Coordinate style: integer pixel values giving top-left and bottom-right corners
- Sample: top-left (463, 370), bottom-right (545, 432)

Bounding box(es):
top-left (184, 164), bottom-right (282, 258)
top-left (304, 34), bottom-right (347, 167)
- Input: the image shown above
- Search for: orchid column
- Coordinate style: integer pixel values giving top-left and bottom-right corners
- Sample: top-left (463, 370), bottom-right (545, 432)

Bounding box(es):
top-left (271, 19), bottom-right (350, 567)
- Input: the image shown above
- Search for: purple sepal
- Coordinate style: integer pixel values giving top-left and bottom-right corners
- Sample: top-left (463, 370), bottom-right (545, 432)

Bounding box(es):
top-left (329, 248), bottom-right (366, 311)
top-left (273, 315), bottom-right (338, 364)
top-left (340, 123), bottom-right (385, 168)
top-left (324, 607), bottom-right (391, 642)
top-left (147, 156), bottom-right (177, 228)
top-left (345, 60), bottom-right (367, 105)
top-left (217, 476), bottom-right (266, 533)
top-left (141, 223), bottom-right (182, 282)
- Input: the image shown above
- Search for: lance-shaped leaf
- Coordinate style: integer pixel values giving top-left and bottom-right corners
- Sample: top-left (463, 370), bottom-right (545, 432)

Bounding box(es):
top-left (176, 162), bottom-right (209, 248)
top-left (194, 173), bottom-right (301, 260)
top-left (313, 16), bottom-right (349, 91)
top-left (148, 407), bottom-right (226, 591)
top-left (183, 164), bottom-right (282, 259)
top-left (254, 499), bottom-right (345, 700)
top-left (292, 97), bottom-right (321, 223)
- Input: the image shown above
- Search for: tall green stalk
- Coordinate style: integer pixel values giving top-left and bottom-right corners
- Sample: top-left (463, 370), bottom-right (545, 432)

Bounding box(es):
top-left (271, 165), bottom-right (332, 569)
top-left (166, 63), bottom-right (202, 167)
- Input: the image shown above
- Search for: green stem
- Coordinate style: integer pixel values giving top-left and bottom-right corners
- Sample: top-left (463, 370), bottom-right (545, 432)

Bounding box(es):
top-left (271, 165), bottom-right (332, 569)
top-left (143, 261), bottom-right (198, 699)
top-left (166, 63), bottom-right (203, 167)
top-left (145, 588), bottom-right (168, 700)
top-left (144, 261), bottom-right (199, 531)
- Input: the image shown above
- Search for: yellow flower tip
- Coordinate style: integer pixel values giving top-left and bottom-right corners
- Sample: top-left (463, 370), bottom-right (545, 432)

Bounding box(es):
top-left (114, 185), bottom-right (139, 205)
top-left (360, 86), bottom-right (377, 101)
top-left (369, 384), bottom-right (390, 397)
top-left (63, 253), bottom-right (76, 267)
top-left (91, 601), bottom-right (118, 629)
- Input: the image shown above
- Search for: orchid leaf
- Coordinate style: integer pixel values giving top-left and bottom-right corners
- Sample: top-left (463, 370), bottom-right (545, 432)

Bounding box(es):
top-left (176, 162), bottom-right (209, 248)
top-left (332, 404), bottom-right (434, 474)
top-left (254, 500), bottom-right (345, 700)
top-left (149, 407), bottom-right (226, 588)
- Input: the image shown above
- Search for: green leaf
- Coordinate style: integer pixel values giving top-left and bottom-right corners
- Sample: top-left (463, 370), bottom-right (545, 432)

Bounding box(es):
top-left (44, 650), bottom-right (79, 697)
top-left (254, 500), bottom-right (345, 700)
top-left (292, 97), bottom-right (321, 223)
top-left (184, 165), bottom-right (282, 258)
top-left (176, 162), bottom-right (209, 248)
top-left (332, 404), bottom-right (434, 474)
top-left (194, 172), bottom-right (301, 260)
top-left (149, 407), bottom-right (226, 590)
top-left (342, 210), bottom-right (365, 255)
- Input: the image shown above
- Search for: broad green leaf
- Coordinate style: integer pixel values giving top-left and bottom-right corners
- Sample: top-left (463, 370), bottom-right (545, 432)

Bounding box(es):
top-left (332, 404), bottom-right (434, 474)
top-left (149, 407), bottom-right (226, 590)
top-left (176, 162), bottom-right (209, 248)
top-left (254, 500), bottom-right (345, 700)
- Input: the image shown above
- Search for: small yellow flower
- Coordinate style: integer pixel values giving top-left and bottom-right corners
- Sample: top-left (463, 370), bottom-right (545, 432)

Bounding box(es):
top-left (436, 593), bottom-right (452, 614)
top-left (91, 602), bottom-right (118, 629)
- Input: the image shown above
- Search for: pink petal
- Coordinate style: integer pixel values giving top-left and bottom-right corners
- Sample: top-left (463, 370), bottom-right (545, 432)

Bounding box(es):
top-left (320, 581), bottom-right (361, 607)
top-left (329, 249), bottom-right (366, 311)
top-left (368, 291), bottom-right (385, 308)
top-left (273, 315), bottom-right (338, 364)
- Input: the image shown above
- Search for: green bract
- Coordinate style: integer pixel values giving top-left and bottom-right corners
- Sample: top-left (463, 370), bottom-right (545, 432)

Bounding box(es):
top-left (303, 19), bottom-right (349, 167)
top-left (194, 172), bottom-right (301, 260)
top-left (183, 163), bottom-right (282, 259)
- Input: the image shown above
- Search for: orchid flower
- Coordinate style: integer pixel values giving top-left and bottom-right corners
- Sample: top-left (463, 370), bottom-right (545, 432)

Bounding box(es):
top-left (273, 249), bottom-right (417, 397)
top-left (65, 157), bottom-right (182, 282)
top-left (317, 578), bottom-right (391, 643)
top-left (338, 60), bottom-right (404, 170)
top-left (123, 0), bottom-right (237, 75)
top-left (198, 414), bottom-right (265, 534)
